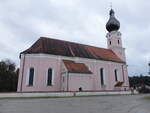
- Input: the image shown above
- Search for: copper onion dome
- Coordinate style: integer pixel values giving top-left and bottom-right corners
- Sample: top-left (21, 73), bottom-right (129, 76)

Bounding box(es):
top-left (106, 9), bottom-right (120, 32)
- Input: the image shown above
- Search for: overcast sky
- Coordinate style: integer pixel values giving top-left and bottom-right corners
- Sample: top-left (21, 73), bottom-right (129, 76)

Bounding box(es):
top-left (0, 0), bottom-right (149, 76)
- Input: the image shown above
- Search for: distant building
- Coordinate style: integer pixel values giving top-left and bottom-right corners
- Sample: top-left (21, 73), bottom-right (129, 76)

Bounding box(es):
top-left (17, 9), bottom-right (129, 92)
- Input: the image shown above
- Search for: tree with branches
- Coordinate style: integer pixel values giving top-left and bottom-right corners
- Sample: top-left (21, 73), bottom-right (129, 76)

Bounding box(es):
top-left (0, 60), bottom-right (19, 92)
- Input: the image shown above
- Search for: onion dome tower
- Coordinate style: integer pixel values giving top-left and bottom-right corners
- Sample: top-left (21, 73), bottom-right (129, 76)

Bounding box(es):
top-left (106, 9), bottom-right (120, 32)
top-left (106, 9), bottom-right (126, 62)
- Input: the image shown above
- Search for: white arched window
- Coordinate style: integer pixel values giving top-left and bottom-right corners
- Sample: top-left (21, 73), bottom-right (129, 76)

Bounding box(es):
top-left (114, 69), bottom-right (118, 81)
top-left (118, 39), bottom-right (120, 44)
top-left (100, 68), bottom-right (104, 85)
top-left (28, 67), bottom-right (34, 86)
top-left (47, 68), bottom-right (53, 86)
top-left (110, 41), bottom-right (111, 45)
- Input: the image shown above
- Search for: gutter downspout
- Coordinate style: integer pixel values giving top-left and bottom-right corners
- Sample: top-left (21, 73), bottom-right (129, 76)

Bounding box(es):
top-left (20, 54), bottom-right (26, 92)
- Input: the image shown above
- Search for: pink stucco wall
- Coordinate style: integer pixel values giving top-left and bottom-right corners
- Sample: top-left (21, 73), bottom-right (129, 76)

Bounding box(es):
top-left (18, 54), bottom-right (62, 92)
top-left (106, 31), bottom-right (126, 62)
top-left (71, 58), bottom-right (129, 90)
top-left (67, 74), bottom-right (94, 91)
top-left (17, 54), bottom-right (129, 92)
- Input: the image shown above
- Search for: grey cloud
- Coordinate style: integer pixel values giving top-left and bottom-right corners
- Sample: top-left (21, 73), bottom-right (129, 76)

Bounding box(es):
top-left (0, 0), bottom-right (149, 76)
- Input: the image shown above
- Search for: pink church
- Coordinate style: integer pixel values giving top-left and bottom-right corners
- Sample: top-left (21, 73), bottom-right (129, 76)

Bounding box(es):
top-left (17, 9), bottom-right (129, 92)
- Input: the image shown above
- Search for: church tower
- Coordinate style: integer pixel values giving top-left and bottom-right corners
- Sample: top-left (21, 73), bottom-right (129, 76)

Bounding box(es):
top-left (106, 9), bottom-right (126, 62)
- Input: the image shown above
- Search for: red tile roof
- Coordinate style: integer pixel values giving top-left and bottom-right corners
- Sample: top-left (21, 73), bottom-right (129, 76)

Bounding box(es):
top-left (63, 60), bottom-right (92, 74)
top-left (21, 37), bottom-right (125, 63)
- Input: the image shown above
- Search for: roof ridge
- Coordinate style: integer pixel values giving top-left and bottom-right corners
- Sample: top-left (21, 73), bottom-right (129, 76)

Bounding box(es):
top-left (21, 37), bottom-right (125, 63)
top-left (40, 37), bottom-right (109, 51)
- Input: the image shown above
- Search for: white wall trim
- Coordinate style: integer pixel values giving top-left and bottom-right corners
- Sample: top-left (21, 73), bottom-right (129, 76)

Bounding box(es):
top-left (68, 73), bottom-right (93, 76)
top-left (103, 68), bottom-right (106, 85)
top-left (21, 53), bottom-right (125, 65)
top-left (25, 68), bottom-right (29, 86)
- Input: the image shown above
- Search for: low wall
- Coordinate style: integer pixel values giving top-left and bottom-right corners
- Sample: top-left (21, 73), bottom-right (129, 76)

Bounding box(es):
top-left (0, 91), bottom-right (133, 99)
top-left (0, 92), bottom-right (74, 98)
top-left (75, 91), bottom-right (132, 96)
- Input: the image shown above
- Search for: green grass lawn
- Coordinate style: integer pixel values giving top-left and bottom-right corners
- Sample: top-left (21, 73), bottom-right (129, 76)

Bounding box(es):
top-left (143, 96), bottom-right (150, 100)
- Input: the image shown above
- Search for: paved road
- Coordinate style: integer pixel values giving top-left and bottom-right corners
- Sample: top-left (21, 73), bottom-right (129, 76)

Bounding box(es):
top-left (0, 95), bottom-right (150, 113)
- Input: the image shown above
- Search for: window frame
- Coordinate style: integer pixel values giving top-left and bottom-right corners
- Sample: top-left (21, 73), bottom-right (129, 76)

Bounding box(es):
top-left (62, 76), bottom-right (65, 83)
top-left (114, 69), bottom-right (118, 82)
top-left (118, 40), bottom-right (120, 44)
top-left (27, 67), bottom-right (35, 86)
top-left (46, 68), bottom-right (54, 86)
top-left (100, 68), bottom-right (105, 86)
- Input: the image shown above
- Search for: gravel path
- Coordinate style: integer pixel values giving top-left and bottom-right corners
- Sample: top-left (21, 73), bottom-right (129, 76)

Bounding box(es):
top-left (0, 94), bottom-right (150, 113)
